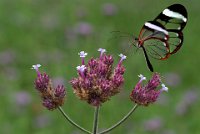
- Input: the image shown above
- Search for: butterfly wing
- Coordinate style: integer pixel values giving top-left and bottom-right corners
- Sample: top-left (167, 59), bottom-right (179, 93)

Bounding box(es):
top-left (137, 4), bottom-right (187, 72)
top-left (139, 21), bottom-right (170, 60)
top-left (154, 4), bottom-right (187, 31)
top-left (153, 4), bottom-right (188, 55)
top-left (137, 21), bottom-right (170, 72)
top-left (139, 4), bottom-right (187, 60)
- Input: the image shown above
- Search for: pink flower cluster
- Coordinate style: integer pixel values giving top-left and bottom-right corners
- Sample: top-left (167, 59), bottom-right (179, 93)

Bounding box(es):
top-left (70, 49), bottom-right (126, 106)
top-left (32, 50), bottom-right (168, 109)
top-left (130, 73), bottom-right (168, 106)
top-left (32, 64), bottom-right (66, 110)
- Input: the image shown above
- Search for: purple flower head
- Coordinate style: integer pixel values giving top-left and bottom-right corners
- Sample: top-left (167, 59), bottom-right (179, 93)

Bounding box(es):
top-left (31, 64), bottom-right (42, 76)
top-left (114, 64), bottom-right (125, 75)
top-left (146, 73), bottom-right (161, 90)
top-left (78, 51), bottom-right (88, 65)
top-left (54, 85), bottom-right (66, 98)
top-left (130, 73), bottom-right (168, 106)
top-left (103, 54), bottom-right (114, 65)
top-left (32, 64), bottom-right (66, 110)
top-left (41, 86), bottom-right (66, 111)
top-left (76, 65), bottom-right (87, 78)
top-left (34, 73), bottom-right (50, 93)
top-left (42, 98), bottom-right (56, 110)
top-left (161, 84), bottom-right (168, 92)
top-left (70, 49), bottom-right (126, 106)
top-left (98, 48), bottom-right (106, 59)
top-left (32, 64), bottom-right (50, 92)
top-left (78, 51), bottom-right (88, 58)
top-left (138, 74), bottom-right (146, 83)
top-left (118, 53), bottom-right (126, 65)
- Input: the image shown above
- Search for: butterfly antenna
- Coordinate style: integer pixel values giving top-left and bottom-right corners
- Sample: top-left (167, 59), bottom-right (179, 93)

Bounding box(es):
top-left (130, 36), bottom-right (140, 55)
top-left (124, 43), bottom-right (133, 55)
top-left (124, 34), bottom-right (138, 55)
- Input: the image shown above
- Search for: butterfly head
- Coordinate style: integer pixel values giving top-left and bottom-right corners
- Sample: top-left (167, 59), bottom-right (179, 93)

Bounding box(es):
top-left (132, 36), bottom-right (140, 48)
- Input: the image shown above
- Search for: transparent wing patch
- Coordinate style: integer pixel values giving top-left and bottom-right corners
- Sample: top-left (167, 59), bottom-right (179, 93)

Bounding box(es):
top-left (168, 30), bottom-right (183, 54)
top-left (143, 39), bottom-right (170, 60)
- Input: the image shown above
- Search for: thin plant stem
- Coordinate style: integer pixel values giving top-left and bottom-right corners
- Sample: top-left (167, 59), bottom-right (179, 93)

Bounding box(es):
top-left (92, 106), bottom-right (100, 134)
top-left (58, 106), bottom-right (92, 134)
top-left (99, 104), bottom-right (138, 134)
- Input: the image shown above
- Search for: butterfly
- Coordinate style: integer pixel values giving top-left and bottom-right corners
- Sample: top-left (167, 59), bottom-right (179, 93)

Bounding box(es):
top-left (134, 4), bottom-right (188, 72)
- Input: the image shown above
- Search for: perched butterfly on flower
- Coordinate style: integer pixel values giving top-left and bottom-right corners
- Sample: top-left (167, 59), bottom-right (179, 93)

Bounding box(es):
top-left (133, 4), bottom-right (188, 72)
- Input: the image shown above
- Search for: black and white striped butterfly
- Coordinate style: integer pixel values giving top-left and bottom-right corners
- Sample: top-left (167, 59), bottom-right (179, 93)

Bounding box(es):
top-left (134, 4), bottom-right (188, 72)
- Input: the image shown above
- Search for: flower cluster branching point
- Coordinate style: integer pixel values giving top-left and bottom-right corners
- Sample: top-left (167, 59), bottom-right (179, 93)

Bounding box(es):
top-left (130, 73), bottom-right (167, 106)
top-left (32, 64), bottom-right (66, 110)
top-left (70, 49), bottom-right (126, 106)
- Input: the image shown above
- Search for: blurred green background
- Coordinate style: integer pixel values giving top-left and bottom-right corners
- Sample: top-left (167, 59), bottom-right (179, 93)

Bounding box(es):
top-left (0, 0), bottom-right (199, 134)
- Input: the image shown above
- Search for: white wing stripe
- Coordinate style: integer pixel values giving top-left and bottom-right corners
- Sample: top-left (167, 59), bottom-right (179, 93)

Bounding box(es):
top-left (163, 9), bottom-right (187, 22)
top-left (145, 22), bottom-right (168, 35)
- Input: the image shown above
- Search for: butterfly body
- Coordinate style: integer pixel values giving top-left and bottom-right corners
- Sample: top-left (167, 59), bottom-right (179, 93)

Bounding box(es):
top-left (134, 4), bottom-right (188, 72)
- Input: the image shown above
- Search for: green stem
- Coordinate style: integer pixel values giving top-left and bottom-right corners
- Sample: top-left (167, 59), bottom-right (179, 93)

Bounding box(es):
top-left (99, 104), bottom-right (138, 134)
top-left (92, 106), bottom-right (100, 134)
top-left (58, 106), bottom-right (92, 134)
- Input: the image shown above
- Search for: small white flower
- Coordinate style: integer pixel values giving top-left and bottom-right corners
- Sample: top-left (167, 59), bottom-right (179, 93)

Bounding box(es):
top-left (98, 48), bottom-right (106, 53)
top-left (161, 84), bottom-right (168, 92)
top-left (31, 64), bottom-right (41, 70)
top-left (78, 51), bottom-right (88, 58)
top-left (119, 53), bottom-right (127, 60)
top-left (76, 65), bottom-right (86, 72)
top-left (138, 74), bottom-right (146, 81)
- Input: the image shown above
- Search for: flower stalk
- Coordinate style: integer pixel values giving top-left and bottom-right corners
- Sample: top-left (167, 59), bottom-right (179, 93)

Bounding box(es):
top-left (58, 106), bottom-right (92, 134)
top-left (92, 106), bottom-right (100, 134)
top-left (99, 104), bottom-right (138, 134)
